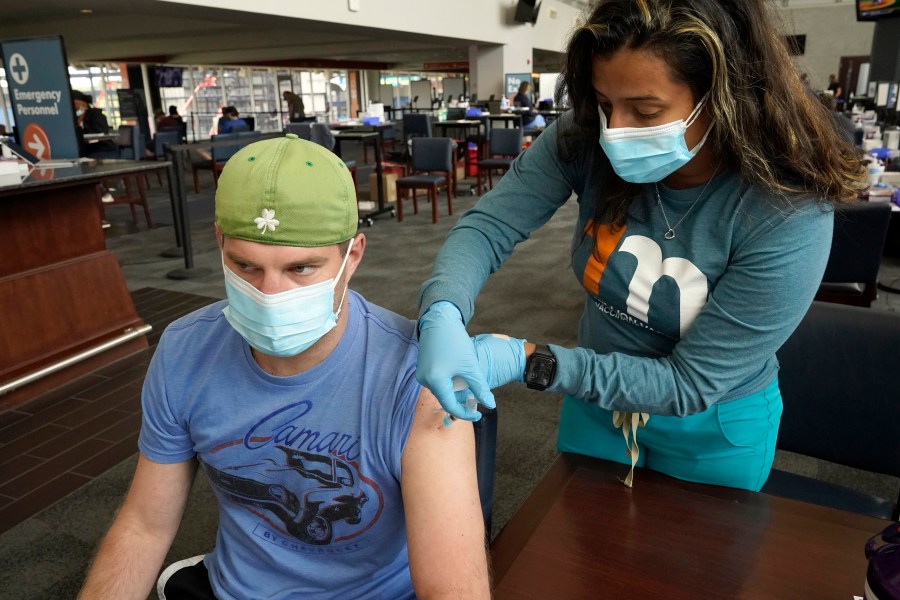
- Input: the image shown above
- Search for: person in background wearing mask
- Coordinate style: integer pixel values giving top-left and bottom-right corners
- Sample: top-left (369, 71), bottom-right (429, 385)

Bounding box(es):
top-left (72, 90), bottom-right (116, 157)
top-left (416, 0), bottom-right (864, 490)
top-left (78, 135), bottom-right (489, 600)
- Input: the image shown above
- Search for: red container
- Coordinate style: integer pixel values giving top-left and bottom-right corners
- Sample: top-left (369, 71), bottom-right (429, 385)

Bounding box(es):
top-left (466, 145), bottom-right (478, 177)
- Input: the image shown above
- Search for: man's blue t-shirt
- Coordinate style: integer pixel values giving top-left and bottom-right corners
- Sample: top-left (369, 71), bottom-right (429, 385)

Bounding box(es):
top-left (139, 291), bottom-right (420, 599)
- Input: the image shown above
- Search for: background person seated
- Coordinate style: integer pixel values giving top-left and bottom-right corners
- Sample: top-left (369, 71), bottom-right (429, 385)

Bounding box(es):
top-left (157, 105), bottom-right (183, 131)
top-left (72, 90), bottom-right (117, 158)
top-left (513, 81), bottom-right (546, 131)
top-left (219, 107), bottom-right (248, 134)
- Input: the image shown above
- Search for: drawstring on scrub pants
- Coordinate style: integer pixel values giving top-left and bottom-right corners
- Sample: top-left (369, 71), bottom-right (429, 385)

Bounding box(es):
top-left (612, 411), bottom-right (650, 487)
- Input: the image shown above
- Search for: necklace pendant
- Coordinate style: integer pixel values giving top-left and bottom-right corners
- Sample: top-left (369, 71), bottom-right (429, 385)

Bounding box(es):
top-left (664, 228), bottom-right (676, 240)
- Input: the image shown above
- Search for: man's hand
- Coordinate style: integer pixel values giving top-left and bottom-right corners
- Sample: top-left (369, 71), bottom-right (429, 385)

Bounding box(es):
top-left (472, 333), bottom-right (527, 388)
top-left (416, 301), bottom-right (494, 421)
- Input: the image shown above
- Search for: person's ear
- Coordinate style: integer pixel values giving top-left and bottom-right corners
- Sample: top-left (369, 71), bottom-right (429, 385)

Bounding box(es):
top-left (344, 233), bottom-right (366, 280)
top-left (215, 225), bottom-right (225, 250)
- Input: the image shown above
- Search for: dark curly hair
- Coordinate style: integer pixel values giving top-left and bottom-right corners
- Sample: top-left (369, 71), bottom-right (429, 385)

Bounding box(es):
top-left (556, 0), bottom-right (864, 233)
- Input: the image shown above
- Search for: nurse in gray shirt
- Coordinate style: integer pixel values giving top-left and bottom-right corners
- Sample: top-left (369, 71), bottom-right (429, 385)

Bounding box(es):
top-left (415, 0), bottom-right (865, 490)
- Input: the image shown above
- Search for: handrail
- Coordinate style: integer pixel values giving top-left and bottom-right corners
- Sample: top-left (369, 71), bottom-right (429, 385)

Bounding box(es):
top-left (0, 325), bottom-right (153, 397)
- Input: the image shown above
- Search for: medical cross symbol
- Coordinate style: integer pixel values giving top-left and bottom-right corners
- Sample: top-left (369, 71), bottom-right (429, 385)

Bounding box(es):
top-left (9, 53), bottom-right (29, 85)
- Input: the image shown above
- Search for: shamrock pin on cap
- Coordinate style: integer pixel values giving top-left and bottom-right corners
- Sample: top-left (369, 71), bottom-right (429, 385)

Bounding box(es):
top-left (215, 134), bottom-right (358, 247)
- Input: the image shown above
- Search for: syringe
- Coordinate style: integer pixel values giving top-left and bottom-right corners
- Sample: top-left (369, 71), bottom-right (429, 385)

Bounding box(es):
top-left (442, 376), bottom-right (478, 427)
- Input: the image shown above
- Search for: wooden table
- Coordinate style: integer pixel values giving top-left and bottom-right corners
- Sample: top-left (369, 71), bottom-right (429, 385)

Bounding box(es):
top-left (490, 453), bottom-right (884, 599)
top-left (0, 160), bottom-right (163, 410)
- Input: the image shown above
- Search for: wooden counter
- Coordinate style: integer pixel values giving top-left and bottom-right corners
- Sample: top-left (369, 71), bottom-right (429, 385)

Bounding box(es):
top-left (0, 160), bottom-right (166, 411)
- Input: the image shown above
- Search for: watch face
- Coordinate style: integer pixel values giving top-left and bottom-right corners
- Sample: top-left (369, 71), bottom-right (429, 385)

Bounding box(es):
top-left (527, 356), bottom-right (555, 387)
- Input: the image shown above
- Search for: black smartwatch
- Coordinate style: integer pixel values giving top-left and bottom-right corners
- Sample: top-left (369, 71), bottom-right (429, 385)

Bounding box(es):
top-left (524, 344), bottom-right (557, 391)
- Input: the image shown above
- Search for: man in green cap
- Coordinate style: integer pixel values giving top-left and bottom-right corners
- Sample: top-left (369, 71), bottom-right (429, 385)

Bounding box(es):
top-left (79, 134), bottom-right (489, 600)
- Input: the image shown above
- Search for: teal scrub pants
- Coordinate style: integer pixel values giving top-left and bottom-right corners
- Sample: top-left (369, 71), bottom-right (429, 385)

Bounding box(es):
top-left (557, 378), bottom-right (783, 491)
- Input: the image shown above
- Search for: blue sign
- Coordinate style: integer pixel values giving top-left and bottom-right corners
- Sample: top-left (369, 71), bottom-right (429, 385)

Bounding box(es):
top-left (505, 73), bottom-right (532, 99)
top-left (1, 37), bottom-right (80, 159)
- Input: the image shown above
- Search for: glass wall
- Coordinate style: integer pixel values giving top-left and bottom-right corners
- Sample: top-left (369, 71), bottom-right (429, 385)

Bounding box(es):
top-left (378, 71), bottom-right (467, 108)
top-left (164, 65), bottom-right (351, 139)
top-left (0, 63), bottom-right (352, 141)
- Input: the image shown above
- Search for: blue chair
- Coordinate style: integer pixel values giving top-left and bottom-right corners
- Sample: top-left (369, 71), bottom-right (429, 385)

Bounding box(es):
top-left (211, 133), bottom-right (242, 185)
top-left (395, 137), bottom-right (453, 223)
top-left (476, 127), bottom-right (522, 195)
top-left (116, 125), bottom-right (144, 160)
top-left (153, 129), bottom-right (181, 160)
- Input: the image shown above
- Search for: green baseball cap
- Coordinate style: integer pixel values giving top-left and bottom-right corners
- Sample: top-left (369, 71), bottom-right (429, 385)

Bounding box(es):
top-left (215, 133), bottom-right (357, 247)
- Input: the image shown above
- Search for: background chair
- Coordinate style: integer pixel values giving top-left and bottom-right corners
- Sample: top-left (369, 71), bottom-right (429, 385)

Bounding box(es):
top-left (284, 122), bottom-right (312, 139)
top-left (116, 124), bottom-right (144, 160)
top-left (815, 202), bottom-right (892, 307)
top-left (210, 132), bottom-right (242, 186)
top-left (153, 129), bottom-right (181, 161)
top-left (305, 124), bottom-right (358, 192)
top-left (476, 127), bottom-right (522, 195)
top-left (395, 137), bottom-right (453, 223)
top-left (390, 113), bottom-right (433, 168)
top-left (101, 171), bottom-right (153, 227)
top-left (761, 301), bottom-right (900, 520)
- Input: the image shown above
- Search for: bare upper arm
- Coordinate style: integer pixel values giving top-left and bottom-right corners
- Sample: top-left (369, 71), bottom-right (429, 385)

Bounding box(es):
top-left (116, 453), bottom-right (197, 539)
top-left (401, 388), bottom-right (490, 599)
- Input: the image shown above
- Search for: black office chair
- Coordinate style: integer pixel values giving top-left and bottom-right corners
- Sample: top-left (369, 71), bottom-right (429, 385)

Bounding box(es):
top-left (395, 137), bottom-right (454, 223)
top-left (815, 202), bottom-right (892, 307)
top-left (476, 127), bottom-right (523, 195)
top-left (761, 301), bottom-right (900, 520)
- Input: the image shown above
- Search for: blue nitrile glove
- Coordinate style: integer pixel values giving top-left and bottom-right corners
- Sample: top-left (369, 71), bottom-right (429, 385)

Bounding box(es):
top-left (471, 334), bottom-right (526, 388)
top-left (417, 301), bottom-right (495, 421)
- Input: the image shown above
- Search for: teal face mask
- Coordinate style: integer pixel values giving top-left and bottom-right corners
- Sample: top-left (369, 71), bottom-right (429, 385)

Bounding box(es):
top-left (598, 95), bottom-right (713, 183)
top-left (222, 240), bottom-right (353, 358)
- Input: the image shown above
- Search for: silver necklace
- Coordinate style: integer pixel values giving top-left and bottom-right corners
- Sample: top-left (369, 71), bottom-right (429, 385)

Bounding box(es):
top-left (654, 168), bottom-right (718, 240)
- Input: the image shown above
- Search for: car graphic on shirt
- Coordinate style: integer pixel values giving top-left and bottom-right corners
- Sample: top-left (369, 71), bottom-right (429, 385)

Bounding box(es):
top-left (201, 446), bottom-right (368, 545)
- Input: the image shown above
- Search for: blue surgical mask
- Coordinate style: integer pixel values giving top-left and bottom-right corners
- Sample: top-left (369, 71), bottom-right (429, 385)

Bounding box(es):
top-left (222, 240), bottom-right (353, 358)
top-left (75, 108), bottom-right (85, 117)
top-left (598, 95), bottom-right (713, 183)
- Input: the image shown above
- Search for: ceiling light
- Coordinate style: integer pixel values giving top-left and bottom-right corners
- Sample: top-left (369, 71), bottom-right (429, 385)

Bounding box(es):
top-left (80, 8), bottom-right (93, 14)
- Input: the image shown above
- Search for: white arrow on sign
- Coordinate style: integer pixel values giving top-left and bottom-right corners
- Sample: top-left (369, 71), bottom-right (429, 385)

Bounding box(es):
top-left (27, 134), bottom-right (46, 160)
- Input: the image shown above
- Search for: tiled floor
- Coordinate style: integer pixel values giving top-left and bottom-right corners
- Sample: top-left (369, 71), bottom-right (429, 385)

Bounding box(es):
top-left (0, 287), bottom-right (215, 535)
